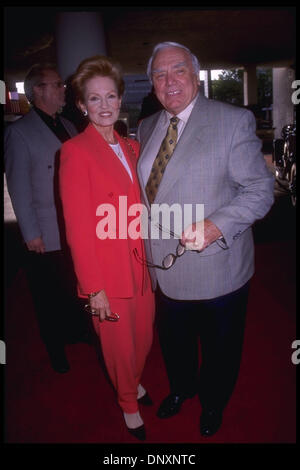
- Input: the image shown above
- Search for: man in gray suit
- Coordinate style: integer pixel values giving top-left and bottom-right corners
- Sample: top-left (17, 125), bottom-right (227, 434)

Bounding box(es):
top-left (136, 42), bottom-right (274, 436)
top-left (5, 63), bottom-right (89, 373)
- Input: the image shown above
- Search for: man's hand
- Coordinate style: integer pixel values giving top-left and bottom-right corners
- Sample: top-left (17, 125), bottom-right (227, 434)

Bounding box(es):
top-left (181, 219), bottom-right (222, 251)
top-left (26, 236), bottom-right (45, 253)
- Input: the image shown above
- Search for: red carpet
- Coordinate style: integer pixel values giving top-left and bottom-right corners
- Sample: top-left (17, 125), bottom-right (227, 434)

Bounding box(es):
top-left (3, 239), bottom-right (296, 446)
top-left (3, 187), bottom-right (297, 463)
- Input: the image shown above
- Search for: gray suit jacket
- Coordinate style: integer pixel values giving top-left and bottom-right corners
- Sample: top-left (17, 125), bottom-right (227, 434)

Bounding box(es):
top-left (4, 108), bottom-right (77, 251)
top-left (136, 93), bottom-right (275, 300)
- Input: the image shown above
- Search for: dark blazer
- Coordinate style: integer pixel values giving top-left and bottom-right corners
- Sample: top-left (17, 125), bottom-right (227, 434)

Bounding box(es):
top-left (4, 108), bottom-right (77, 251)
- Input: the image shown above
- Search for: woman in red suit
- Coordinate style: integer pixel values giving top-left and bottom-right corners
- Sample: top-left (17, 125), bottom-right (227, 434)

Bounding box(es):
top-left (59, 56), bottom-right (155, 440)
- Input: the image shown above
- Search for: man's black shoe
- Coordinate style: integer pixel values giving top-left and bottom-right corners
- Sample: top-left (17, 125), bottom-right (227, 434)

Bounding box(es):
top-left (157, 393), bottom-right (194, 419)
top-left (200, 409), bottom-right (223, 437)
top-left (48, 348), bottom-right (70, 373)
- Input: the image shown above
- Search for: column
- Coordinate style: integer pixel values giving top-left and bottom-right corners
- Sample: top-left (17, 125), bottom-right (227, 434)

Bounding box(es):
top-left (201, 70), bottom-right (213, 99)
top-left (207, 69), bottom-right (213, 99)
top-left (243, 65), bottom-right (257, 106)
top-left (202, 70), bottom-right (209, 98)
top-left (55, 11), bottom-right (107, 130)
top-left (272, 67), bottom-right (295, 139)
top-left (55, 11), bottom-right (107, 82)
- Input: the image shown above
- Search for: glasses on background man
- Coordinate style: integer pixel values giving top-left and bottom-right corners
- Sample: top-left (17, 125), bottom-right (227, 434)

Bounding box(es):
top-left (37, 81), bottom-right (66, 89)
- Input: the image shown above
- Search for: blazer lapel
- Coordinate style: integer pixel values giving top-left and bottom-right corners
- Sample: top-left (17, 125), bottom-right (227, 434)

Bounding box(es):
top-left (118, 134), bottom-right (142, 201)
top-left (31, 109), bottom-right (64, 147)
top-left (84, 124), bottom-right (135, 193)
top-left (137, 111), bottom-right (164, 209)
top-left (118, 134), bottom-right (136, 183)
top-left (138, 111), bottom-right (164, 157)
top-left (60, 116), bottom-right (77, 138)
top-left (154, 93), bottom-right (211, 203)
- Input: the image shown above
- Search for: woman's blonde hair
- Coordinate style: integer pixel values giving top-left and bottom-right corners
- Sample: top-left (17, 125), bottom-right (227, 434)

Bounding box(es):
top-left (72, 55), bottom-right (124, 105)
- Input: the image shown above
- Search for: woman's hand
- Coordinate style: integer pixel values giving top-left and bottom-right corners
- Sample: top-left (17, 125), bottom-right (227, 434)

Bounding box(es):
top-left (89, 289), bottom-right (112, 322)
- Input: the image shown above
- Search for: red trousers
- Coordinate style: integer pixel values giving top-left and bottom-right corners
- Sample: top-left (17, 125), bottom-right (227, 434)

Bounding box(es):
top-left (92, 262), bottom-right (155, 414)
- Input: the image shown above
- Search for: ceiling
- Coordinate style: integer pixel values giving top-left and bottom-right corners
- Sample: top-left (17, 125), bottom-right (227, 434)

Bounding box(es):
top-left (4, 6), bottom-right (296, 82)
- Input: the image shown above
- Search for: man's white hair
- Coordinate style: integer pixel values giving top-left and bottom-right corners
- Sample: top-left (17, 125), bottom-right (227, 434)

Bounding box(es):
top-left (146, 41), bottom-right (201, 83)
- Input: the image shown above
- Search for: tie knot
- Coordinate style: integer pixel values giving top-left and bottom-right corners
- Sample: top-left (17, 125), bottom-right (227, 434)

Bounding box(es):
top-left (170, 117), bottom-right (179, 126)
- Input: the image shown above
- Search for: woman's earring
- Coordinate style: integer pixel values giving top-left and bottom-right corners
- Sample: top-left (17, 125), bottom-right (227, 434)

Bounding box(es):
top-left (83, 109), bottom-right (88, 116)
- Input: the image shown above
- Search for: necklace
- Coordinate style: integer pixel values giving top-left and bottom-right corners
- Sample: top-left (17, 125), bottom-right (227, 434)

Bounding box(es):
top-left (110, 142), bottom-right (133, 182)
top-left (110, 142), bottom-right (122, 160)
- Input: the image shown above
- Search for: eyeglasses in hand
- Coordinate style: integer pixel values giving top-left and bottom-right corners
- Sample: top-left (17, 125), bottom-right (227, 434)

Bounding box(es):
top-left (134, 242), bottom-right (186, 270)
top-left (134, 223), bottom-right (187, 270)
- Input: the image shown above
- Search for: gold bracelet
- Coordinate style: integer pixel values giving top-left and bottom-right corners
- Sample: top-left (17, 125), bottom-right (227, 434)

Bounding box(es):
top-left (88, 290), bottom-right (101, 300)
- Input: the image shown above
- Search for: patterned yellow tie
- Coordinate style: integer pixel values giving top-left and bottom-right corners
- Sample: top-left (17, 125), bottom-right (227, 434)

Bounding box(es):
top-left (146, 117), bottom-right (179, 203)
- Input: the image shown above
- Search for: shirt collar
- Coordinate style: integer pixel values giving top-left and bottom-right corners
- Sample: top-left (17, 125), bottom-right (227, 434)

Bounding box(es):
top-left (164, 93), bottom-right (199, 124)
top-left (33, 105), bottom-right (57, 123)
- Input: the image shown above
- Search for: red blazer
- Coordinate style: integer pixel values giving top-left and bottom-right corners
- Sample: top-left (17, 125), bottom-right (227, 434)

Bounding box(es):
top-left (59, 123), bottom-right (147, 298)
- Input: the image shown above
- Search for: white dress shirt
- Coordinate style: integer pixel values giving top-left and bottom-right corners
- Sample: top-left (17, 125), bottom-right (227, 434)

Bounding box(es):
top-left (110, 142), bottom-right (133, 182)
top-left (139, 95), bottom-right (198, 187)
